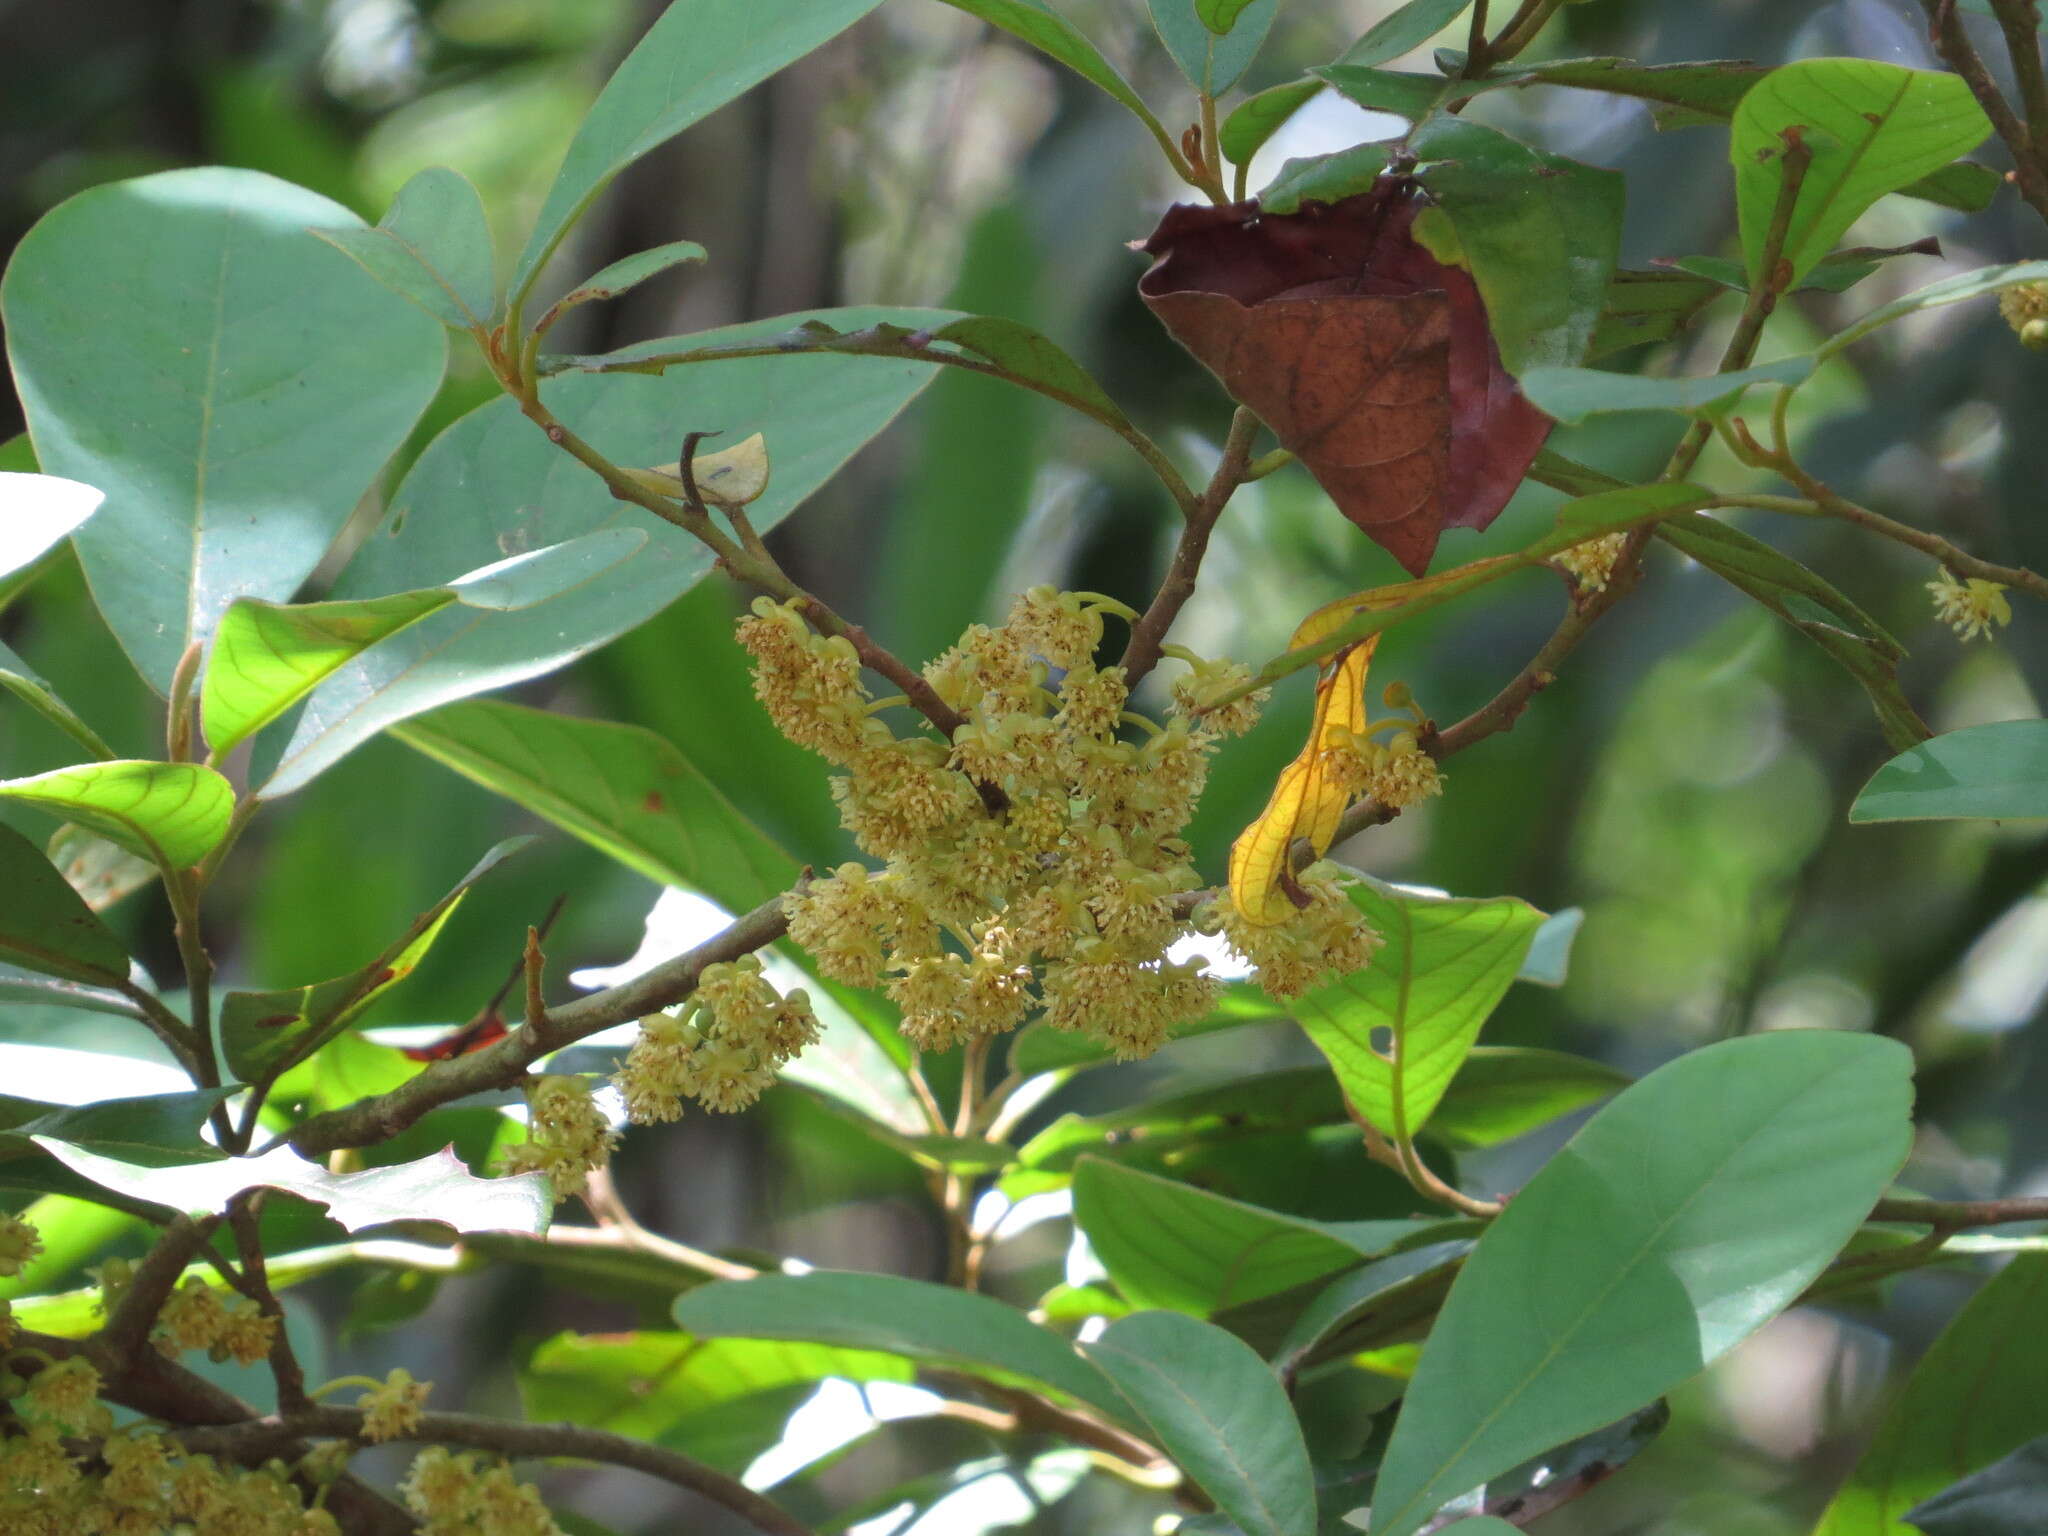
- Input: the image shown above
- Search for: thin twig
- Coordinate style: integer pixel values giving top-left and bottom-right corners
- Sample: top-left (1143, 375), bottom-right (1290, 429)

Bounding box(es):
top-left (1873, 1193), bottom-right (2048, 1226)
top-left (1922, 0), bottom-right (2048, 225)
top-left (1710, 487), bottom-right (2048, 599)
top-left (1989, 0), bottom-right (2048, 166)
top-left (228, 1194), bottom-right (308, 1413)
top-left (522, 925), bottom-right (548, 1033)
top-left (288, 890), bottom-right (796, 1156)
top-left (1120, 406), bottom-right (1263, 688)
top-left (578, 1169), bottom-right (760, 1283)
top-left (94, 1215), bottom-right (220, 1362)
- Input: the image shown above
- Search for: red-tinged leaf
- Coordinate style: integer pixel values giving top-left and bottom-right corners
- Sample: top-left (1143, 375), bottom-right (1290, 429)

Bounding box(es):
top-left (1136, 181), bottom-right (1551, 575)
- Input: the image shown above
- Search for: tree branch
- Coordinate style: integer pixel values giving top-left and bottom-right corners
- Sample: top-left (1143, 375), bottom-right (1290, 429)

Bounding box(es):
top-left (288, 891), bottom-right (795, 1156)
top-left (1922, 0), bottom-right (2048, 225)
top-left (171, 1404), bottom-right (816, 1536)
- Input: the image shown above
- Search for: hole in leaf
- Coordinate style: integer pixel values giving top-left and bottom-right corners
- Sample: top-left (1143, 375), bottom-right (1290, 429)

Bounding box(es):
top-left (1369, 1026), bottom-right (1395, 1056)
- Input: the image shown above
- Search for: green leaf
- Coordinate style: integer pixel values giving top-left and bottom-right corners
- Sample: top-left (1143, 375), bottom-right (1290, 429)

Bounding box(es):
top-left (1905, 159), bottom-right (2004, 212)
top-left (1518, 56), bottom-right (1765, 126)
top-left (44, 824), bottom-right (156, 912)
top-left (1009, 986), bottom-right (1287, 1076)
top-left (0, 472), bottom-right (102, 581)
top-left (931, 315), bottom-right (1133, 429)
top-left (508, 0), bottom-right (886, 304)
top-left (1221, 79), bottom-right (1324, 167)
top-left (0, 639), bottom-right (117, 762)
top-left (1905, 1438), bottom-right (2048, 1536)
top-left (523, 1330), bottom-right (909, 1458)
top-left (1315, 66), bottom-right (1455, 123)
top-left (1407, 118), bottom-right (1624, 374)
top-left (201, 530), bottom-right (646, 761)
top-left (0, 1090), bottom-right (231, 1166)
top-left (935, 0), bottom-right (1161, 133)
top-left (1816, 260), bottom-right (2048, 362)
top-left (549, 241), bottom-right (708, 320)
top-left (1291, 879), bottom-right (1545, 1141)
top-left (1150, 0), bottom-right (1278, 94)
top-left (218, 836), bottom-right (529, 1085)
top-left (1585, 269), bottom-right (1725, 360)
top-left (1730, 59), bottom-right (1991, 288)
top-left (0, 761), bottom-right (235, 871)
top-left (313, 165), bottom-right (495, 328)
top-left (1, 167), bottom-right (447, 690)
top-left (1815, 1254), bottom-right (2048, 1534)
top-left (1022, 1068), bottom-right (1348, 1173)
top-left (1072, 1157), bottom-right (1428, 1316)
top-left (671, 1271), bottom-right (1134, 1422)
top-left (1426, 1046), bottom-right (1629, 1149)
top-left (1516, 907), bottom-right (1583, 987)
top-left (0, 822), bottom-right (130, 987)
top-left (263, 308), bottom-right (944, 798)
top-left (1273, 1239), bottom-right (1470, 1377)
top-left (33, 1139), bottom-right (551, 1235)
top-left (1667, 238), bottom-right (1941, 296)
top-left (1260, 145), bottom-right (1395, 216)
top-left (1520, 356), bottom-right (1814, 424)
top-left (394, 698), bottom-right (796, 913)
top-left (1367, 1032), bottom-right (1916, 1536)
top-left (1850, 720), bottom-right (2048, 823)
top-left (1656, 514), bottom-right (1931, 753)
top-left (1335, 0), bottom-right (1475, 70)
top-left (1085, 1311), bottom-right (1316, 1536)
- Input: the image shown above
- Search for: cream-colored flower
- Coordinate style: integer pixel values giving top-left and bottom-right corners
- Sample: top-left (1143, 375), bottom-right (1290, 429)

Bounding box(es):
top-left (1928, 568), bottom-right (2012, 641)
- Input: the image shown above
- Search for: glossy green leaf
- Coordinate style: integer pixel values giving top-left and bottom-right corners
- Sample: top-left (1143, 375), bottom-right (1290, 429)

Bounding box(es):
top-left (1667, 238), bottom-right (1942, 296)
top-left (1907, 159), bottom-right (2003, 212)
top-left (218, 836), bottom-right (529, 1084)
top-left (1368, 1032), bottom-right (1916, 1536)
top-left (0, 639), bottom-right (116, 762)
top-left (508, 0), bottom-right (886, 303)
top-left (1851, 720), bottom-right (2048, 824)
top-left (1220, 79), bottom-right (1324, 167)
top-left (0, 822), bottom-right (129, 987)
top-left (1010, 986), bottom-right (1286, 1076)
top-left (1520, 56), bottom-right (1765, 125)
top-left (0, 472), bottom-right (102, 581)
top-left (1408, 117), bottom-right (1623, 374)
top-left (263, 308), bottom-right (945, 798)
top-left (1730, 59), bottom-right (1989, 287)
top-left (395, 698), bottom-right (796, 913)
top-left (1426, 1047), bottom-right (1629, 1148)
top-left (1905, 1437), bottom-right (2048, 1536)
top-left (44, 824), bottom-right (156, 912)
top-left (1657, 514), bottom-right (1930, 753)
top-left (1292, 880), bottom-right (1545, 1141)
top-left (0, 1090), bottom-right (231, 1167)
top-left (936, 0), bottom-right (1161, 131)
top-left (202, 530), bottom-right (645, 761)
top-left (1314, 66), bottom-right (1448, 124)
top-left (2, 167), bottom-right (447, 690)
top-left (1336, 0), bottom-right (1475, 70)
top-left (522, 1329), bottom-right (912, 1450)
top-left (1817, 260), bottom-right (2048, 362)
top-left (33, 1139), bottom-right (551, 1235)
top-left (313, 165), bottom-right (495, 328)
top-left (672, 1271), bottom-right (1134, 1422)
top-left (1085, 1311), bottom-right (1316, 1536)
top-left (1023, 1068), bottom-right (1347, 1172)
top-left (0, 761), bottom-right (235, 871)
top-left (1816, 1254), bottom-right (2048, 1534)
top-left (1073, 1157), bottom-right (1429, 1316)
top-left (1150, 0), bottom-right (1278, 94)
top-left (1519, 356), bottom-right (1815, 424)
top-left (549, 240), bottom-right (708, 320)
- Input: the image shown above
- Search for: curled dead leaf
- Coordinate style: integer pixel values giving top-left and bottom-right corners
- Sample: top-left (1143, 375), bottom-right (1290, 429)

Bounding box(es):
top-left (1137, 179), bottom-right (1551, 575)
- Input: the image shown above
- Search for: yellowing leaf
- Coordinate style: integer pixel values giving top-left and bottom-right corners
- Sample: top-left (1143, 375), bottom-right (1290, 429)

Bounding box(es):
top-left (1229, 640), bottom-right (1375, 926)
top-left (623, 432), bottom-right (770, 509)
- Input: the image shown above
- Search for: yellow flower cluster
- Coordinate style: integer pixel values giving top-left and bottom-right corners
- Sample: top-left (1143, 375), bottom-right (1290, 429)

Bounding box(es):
top-left (753, 586), bottom-right (1358, 1058)
top-left (501, 1075), bottom-right (620, 1200)
top-left (401, 1445), bottom-right (563, 1536)
top-left (152, 1274), bottom-right (278, 1365)
top-left (358, 1367), bottom-right (431, 1442)
top-left (617, 955), bottom-right (820, 1120)
top-left (1927, 568), bottom-right (2012, 642)
top-left (0, 1417), bottom-right (338, 1536)
top-left (0, 1213), bottom-right (41, 1278)
top-left (1999, 280), bottom-right (2048, 350)
top-left (1552, 531), bottom-right (1629, 594)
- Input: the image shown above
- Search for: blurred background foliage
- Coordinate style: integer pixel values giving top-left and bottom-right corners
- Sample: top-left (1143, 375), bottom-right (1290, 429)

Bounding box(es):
top-left (2, 0), bottom-right (2046, 1531)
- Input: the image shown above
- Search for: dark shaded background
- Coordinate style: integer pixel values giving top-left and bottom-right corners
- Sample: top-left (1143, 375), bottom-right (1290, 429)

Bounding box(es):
top-left (2, 0), bottom-right (2045, 1530)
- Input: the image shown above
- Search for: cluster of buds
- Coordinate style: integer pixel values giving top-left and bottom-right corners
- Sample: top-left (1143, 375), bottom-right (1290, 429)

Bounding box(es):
top-left (741, 586), bottom-right (1380, 1059)
top-left (1552, 531), bottom-right (1629, 595)
top-left (1999, 279), bottom-right (2048, 351)
top-left (358, 1367), bottom-right (431, 1442)
top-left (501, 1075), bottom-right (621, 1200)
top-left (0, 1406), bottom-right (339, 1535)
top-left (400, 1445), bottom-right (562, 1536)
top-left (150, 1274), bottom-right (278, 1365)
top-left (617, 955), bottom-right (819, 1120)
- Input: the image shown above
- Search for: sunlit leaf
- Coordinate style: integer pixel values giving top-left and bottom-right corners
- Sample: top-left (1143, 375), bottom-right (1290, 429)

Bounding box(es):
top-left (0, 761), bottom-right (235, 871)
top-left (1851, 721), bottom-right (2048, 823)
top-left (313, 165), bottom-right (496, 328)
